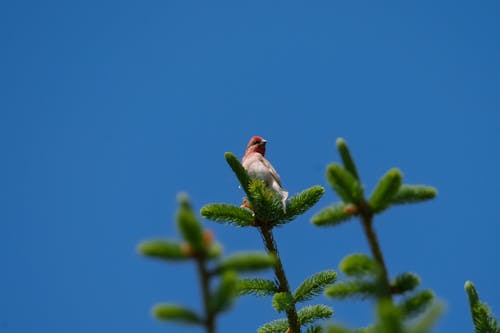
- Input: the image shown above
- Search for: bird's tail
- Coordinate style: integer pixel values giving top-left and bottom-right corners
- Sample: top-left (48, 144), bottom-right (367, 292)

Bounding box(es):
top-left (280, 189), bottom-right (289, 213)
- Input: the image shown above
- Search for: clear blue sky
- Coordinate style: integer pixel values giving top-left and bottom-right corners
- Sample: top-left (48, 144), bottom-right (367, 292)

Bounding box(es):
top-left (1, 1), bottom-right (499, 332)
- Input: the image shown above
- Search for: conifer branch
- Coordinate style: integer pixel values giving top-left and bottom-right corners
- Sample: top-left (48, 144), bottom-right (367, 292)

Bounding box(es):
top-left (391, 273), bottom-right (420, 295)
top-left (390, 185), bottom-right (437, 205)
top-left (277, 186), bottom-right (325, 225)
top-left (237, 278), bottom-right (278, 296)
top-left (339, 254), bottom-right (380, 278)
top-left (397, 290), bottom-right (434, 319)
top-left (215, 252), bottom-right (277, 274)
top-left (139, 194), bottom-right (275, 333)
top-left (358, 206), bottom-right (392, 299)
top-left (294, 270), bottom-right (337, 303)
top-left (311, 202), bottom-right (353, 227)
top-left (326, 164), bottom-right (364, 204)
top-left (195, 255), bottom-right (216, 333)
top-left (137, 239), bottom-right (188, 261)
top-left (336, 138), bottom-right (360, 181)
top-left (325, 280), bottom-right (378, 300)
top-left (465, 280), bottom-right (500, 333)
top-left (258, 318), bottom-right (290, 333)
top-left (200, 203), bottom-right (254, 227)
top-left (406, 301), bottom-right (445, 333)
top-left (152, 303), bottom-right (203, 325)
top-left (225, 152), bottom-right (251, 198)
top-left (297, 304), bottom-right (334, 326)
top-left (260, 225), bottom-right (301, 332)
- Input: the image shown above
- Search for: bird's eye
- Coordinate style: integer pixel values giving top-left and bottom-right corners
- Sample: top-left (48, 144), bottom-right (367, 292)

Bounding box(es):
top-left (252, 140), bottom-right (260, 145)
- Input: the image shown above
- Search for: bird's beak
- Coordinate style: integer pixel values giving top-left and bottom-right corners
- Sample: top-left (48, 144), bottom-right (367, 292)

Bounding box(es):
top-left (260, 139), bottom-right (267, 145)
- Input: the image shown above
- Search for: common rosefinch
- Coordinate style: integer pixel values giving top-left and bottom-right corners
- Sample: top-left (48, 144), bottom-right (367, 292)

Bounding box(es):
top-left (242, 136), bottom-right (288, 212)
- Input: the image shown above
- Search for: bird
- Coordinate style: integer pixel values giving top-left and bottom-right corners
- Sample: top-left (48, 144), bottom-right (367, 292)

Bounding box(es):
top-left (242, 136), bottom-right (288, 212)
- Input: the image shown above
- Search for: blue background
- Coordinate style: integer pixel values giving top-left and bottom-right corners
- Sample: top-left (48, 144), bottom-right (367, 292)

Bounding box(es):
top-left (1, 1), bottom-right (499, 332)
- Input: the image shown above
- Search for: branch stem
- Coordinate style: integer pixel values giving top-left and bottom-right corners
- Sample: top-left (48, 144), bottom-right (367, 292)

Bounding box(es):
top-left (359, 205), bottom-right (392, 300)
top-left (195, 256), bottom-right (215, 333)
top-left (259, 225), bottom-right (301, 333)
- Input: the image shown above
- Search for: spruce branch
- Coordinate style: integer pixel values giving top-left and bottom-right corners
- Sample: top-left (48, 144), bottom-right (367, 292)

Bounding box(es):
top-left (311, 203), bottom-right (353, 227)
top-left (339, 254), bottom-right (380, 278)
top-left (325, 280), bottom-right (379, 300)
top-left (177, 194), bottom-right (204, 251)
top-left (137, 239), bottom-right (188, 261)
top-left (139, 194), bottom-right (274, 333)
top-left (406, 301), bottom-right (445, 333)
top-left (358, 207), bottom-right (392, 299)
top-left (195, 237), bottom-right (216, 333)
top-left (210, 271), bottom-right (238, 314)
top-left (326, 163), bottom-right (364, 204)
top-left (237, 278), bottom-right (279, 296)
top-left (325, 323), bottom-right (357, 333)
top-left (260, 225), bottom-right (301, 332)
top-left (398, 290), bottom-right (434, 318)
top-left (273, 292), bottom-right (295, 313)
top-left (368, 168), bottom-right (403, 213)
top-left (277, 186), bottom-right (325, 226)
top-left (250, 179), bottom-right (284, 223)
top-left (315, 138), bottom-right (440, 330)
top-left (152, 303), bottom-right (203, 325)
top-left (258, 318), bottom-right (290, 333)
top-left (225, 152), bottom-right (251, 198)
top-left (297, 304), bottom-right (334, 327)
top-left (306, 325), bottom-right (324, 333)
top-left (376, 300), bottom-right (403, 333)
top-left (294, 270), bottom-right (337, 303)
top-left (336, 138), bottom-right (360, 181)
top-left (391, 273), bottom-right (420, 295)
top-left (215, 252), bottom-right (277, 274)
top-left (390, 185), bottom-right (437, 206)
top-left (465, 280), bottom-right (500, 333)
top-left (200, 203), bottom-right (254, 227)
top-left (217, 150), bottom-right (330, 332)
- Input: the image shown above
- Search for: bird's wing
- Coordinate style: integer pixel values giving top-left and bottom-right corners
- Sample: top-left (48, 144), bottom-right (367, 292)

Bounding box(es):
top-left (258, 155), bottom-right (283, 187)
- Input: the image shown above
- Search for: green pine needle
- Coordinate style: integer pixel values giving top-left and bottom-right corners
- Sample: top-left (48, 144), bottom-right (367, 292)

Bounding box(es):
top-left (206, 242), bottom-right (223, 259)
top-left (339, 254), bottom-right (380, 278)
top-left (406, 301), bottom-right (444, 333)
top-left (176, 195), bottom-right (204, 251)
top-left (391, 273), bottom-right (420, 294)
top-left (152, 303), bottom-right (202, 325)
top-left (325, 323), bottom-right (356, 333)
top-left (368, 168), bottom-right (403, 213)
top-left (200, 203), bottom-right (254, 227)
top-left (258, 318), bottom-right (290, 333)
top-left (326, 163), bottom-right (364, 204)
top-left (137, 239), bottom-right (188, 261)
top-left (465, 281), bottom-right (500, 333)
top-left (210, 271), bottom-right (238, 314)
top-left (216, 252), bottom-right (276, 274)
top-left (325, 280), bottom-right (378, 300)
top-left (298, 304), bottom-right (334, 326)
top-left (390, 185), bottom-right (437, 205)
top-left (248, 179), bottom-right (283, 223)
top-left (225, 152), bottom-right (251, 198)
top-left (272, 292), bottom-right (295, 313)
top-left (398, 290), bottom-right (434, 318)
top-left (311, 202), bottom-right (353, 227)
top-left (376, 300), bottom-right (403, 333)
top-left (277, 186), bottom-right (325, 226)
top-left (336, 138), bottom-right (360, 181)
top-left (237, 278), bottom-right (278, 297)
top-left (294, 270), bottom-right (337, 303)
top-left (307, 325), bottom-right (324, 333)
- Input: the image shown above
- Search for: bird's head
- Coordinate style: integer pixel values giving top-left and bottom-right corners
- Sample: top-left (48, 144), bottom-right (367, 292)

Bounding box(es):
top-left (245, 136), bottom-right (267, 155)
